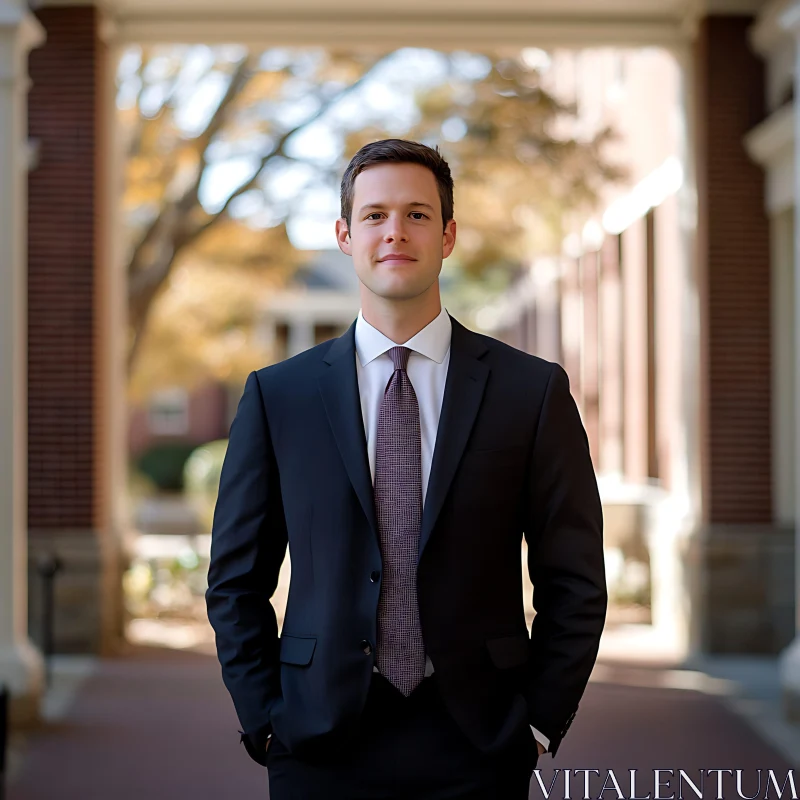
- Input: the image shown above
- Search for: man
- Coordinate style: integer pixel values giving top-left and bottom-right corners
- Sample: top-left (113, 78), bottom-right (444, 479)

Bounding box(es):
top-left (206, 138), bottom-right (607, 799)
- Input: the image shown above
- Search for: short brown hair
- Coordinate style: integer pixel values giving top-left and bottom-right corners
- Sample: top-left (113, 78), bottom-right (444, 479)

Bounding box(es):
top-left (340, 139), bottom-right (454, 232)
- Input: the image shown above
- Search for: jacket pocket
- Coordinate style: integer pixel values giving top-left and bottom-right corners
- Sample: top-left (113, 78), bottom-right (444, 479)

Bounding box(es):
top-left (485, 632), bottom-right (530, 669)
top-left (279, 634), bottom-right (317, 666)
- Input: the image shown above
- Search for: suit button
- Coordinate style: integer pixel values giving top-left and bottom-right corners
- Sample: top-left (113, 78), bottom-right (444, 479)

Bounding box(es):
top-left (360, 639), bottom-right (372, 655)
top-left (370, 570), bottom-right (380, 583)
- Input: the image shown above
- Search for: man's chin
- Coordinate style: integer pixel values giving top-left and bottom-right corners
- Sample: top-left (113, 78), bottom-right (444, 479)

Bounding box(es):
top-left (367, 281), bottom-right (435, 303)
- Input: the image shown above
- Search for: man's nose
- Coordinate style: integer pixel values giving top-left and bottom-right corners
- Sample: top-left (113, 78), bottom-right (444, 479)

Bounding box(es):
top-left (384, 218), bottom-right (409, 242)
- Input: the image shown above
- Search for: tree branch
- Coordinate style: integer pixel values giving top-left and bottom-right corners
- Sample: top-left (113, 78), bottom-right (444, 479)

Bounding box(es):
top-left (185, 55), bottom-right (386, 248)
top-left (127, 51), bottom-right (390, 369)
top-left (192, 56), bottom-right (255, 166)
top-left (127, 56), bottom-right (253, 277)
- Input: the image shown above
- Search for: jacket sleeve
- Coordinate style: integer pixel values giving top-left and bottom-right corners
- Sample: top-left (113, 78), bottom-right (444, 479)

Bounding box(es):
top-left (522, 362), bottom-right (607, 757)
top-left (205, 370), bottom-right (288, 766)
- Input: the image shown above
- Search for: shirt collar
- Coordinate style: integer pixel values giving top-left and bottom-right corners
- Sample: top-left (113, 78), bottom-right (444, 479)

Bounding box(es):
top-left (355, 306), bottom-right (452, 367)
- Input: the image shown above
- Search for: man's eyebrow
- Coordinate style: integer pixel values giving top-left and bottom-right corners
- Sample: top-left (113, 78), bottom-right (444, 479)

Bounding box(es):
top-left (358, 202), bottom-right (435, 214)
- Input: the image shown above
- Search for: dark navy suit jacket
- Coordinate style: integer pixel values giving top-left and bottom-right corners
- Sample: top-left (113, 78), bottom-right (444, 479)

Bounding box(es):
top-left (206, 313), bottom-right (607, 766)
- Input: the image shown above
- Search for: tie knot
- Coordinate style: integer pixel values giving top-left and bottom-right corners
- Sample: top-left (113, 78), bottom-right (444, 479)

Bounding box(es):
top-left (388, 346), bottom-right (411, 372)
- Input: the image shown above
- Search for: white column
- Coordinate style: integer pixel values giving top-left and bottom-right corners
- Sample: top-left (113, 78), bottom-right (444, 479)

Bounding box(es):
top-left (779, 1), bottom-right (800, 721)
top-left (0, 0), bottom-right (44, 721)
top-left (97, 17), bottom-right (128, 654)
top-left (287, 317), bottom-right (316, 358)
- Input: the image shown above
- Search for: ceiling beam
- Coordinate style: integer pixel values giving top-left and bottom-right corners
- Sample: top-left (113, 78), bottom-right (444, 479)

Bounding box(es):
top-left (112, 13), bottom-right (686, 48)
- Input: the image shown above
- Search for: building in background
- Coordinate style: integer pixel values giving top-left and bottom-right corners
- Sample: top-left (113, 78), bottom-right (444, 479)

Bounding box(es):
top-left (125, 248), bottom-right (361, 535)
top-left (473, 49), bottom-right (697, 652)
top-left (258, 247), bottom-right (361, 361)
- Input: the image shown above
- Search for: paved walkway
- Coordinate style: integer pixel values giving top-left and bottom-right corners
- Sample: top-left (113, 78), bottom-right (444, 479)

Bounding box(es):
top-left (6, 641), bottom-right (797, 800)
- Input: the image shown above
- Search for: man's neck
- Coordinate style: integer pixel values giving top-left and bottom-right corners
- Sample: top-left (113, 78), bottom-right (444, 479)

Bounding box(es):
top-left (361, 290), bottom-right (442, 345)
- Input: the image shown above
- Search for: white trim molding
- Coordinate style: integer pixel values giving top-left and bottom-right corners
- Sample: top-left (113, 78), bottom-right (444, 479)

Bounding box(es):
top-left (0, 4), bottom-right (45, 82)
top-left (745, 102), bottom-right (795, 213)
top-left (0, 0), bottom-right (45, 724)
top-left (32, 0), bottom-right (772, 48)
top-left (780, 0), bottom-right (800, 33)
top-left (750, 0), bottom-right (795, 112)
top-left (750, 0), bottom-right (794, 55)
top-left (775, 0), bottom-right (800, 723)
top-left (114, 14), bottom-right (688, 48)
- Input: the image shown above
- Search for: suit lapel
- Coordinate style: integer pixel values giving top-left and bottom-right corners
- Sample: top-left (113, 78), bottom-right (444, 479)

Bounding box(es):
top-left (318, 320), bottom-right (379, 541)
top-left (318, 314), bottom-right (491, 558)
top-left (418, 315), bottom-right (490, 561)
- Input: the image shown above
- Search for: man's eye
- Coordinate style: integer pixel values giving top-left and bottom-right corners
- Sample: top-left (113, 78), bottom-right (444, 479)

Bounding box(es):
top-left (365, 212), bottom-right (428, 220)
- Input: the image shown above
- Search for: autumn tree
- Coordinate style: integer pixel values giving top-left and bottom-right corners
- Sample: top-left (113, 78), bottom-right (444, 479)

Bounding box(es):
top-left (121, 46), bottom-right (622, 399)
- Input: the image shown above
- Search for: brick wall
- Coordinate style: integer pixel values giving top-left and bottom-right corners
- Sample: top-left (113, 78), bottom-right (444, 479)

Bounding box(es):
top-left (693, 17), bottom-right (795, 654)
top-left (695, 16), bottom-right (772, 524)
top-left (27, 6), bottom-right (101, 531)
top-left (26, 6), bottom-right (116, 653)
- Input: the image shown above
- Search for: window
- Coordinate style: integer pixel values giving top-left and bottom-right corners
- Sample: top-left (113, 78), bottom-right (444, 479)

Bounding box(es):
top-left (148, 388), bottom-right (189, 436)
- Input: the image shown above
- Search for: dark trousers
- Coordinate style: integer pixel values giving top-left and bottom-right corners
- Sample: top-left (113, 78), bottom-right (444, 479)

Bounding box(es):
top-left (266, 673), bottom-right (537, 800)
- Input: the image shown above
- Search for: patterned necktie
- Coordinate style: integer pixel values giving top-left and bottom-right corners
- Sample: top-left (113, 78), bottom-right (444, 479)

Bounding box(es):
top-left (374, 345), bottom-right (426, 696)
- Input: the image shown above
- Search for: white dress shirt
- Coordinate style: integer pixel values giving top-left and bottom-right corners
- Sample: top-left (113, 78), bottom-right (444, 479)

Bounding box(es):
top-left (353, 306), bottom-right (549, 754)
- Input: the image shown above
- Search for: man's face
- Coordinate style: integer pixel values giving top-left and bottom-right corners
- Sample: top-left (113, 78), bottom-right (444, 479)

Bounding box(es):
top-left (336, 162), bottom-right (456, 302)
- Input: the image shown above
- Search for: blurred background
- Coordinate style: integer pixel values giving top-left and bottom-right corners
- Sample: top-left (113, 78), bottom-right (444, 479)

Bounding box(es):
top-left (1, 0), bottom-right (799, 797)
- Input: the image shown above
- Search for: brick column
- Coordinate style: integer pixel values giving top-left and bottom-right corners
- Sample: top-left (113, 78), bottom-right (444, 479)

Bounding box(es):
top-left (693, 15), bottom-right (791, 654)
top-left (27, 5), bottom-right (123, 654)
top-left (0, 0), bottom-right (45, 723)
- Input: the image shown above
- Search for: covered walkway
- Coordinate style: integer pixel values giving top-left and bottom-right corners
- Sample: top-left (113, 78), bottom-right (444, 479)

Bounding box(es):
top-left (7, 643), bottom-right (797, 800)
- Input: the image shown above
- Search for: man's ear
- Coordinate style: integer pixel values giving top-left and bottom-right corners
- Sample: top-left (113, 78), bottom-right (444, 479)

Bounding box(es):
top-left (442, 218), bottom-right (457, 259)
top-left (335, 217), bottom-right (352, 255)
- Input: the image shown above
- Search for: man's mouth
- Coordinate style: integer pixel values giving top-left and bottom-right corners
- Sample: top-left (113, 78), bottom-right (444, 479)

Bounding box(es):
top-left (378, 255), bottom-right (417, 263)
